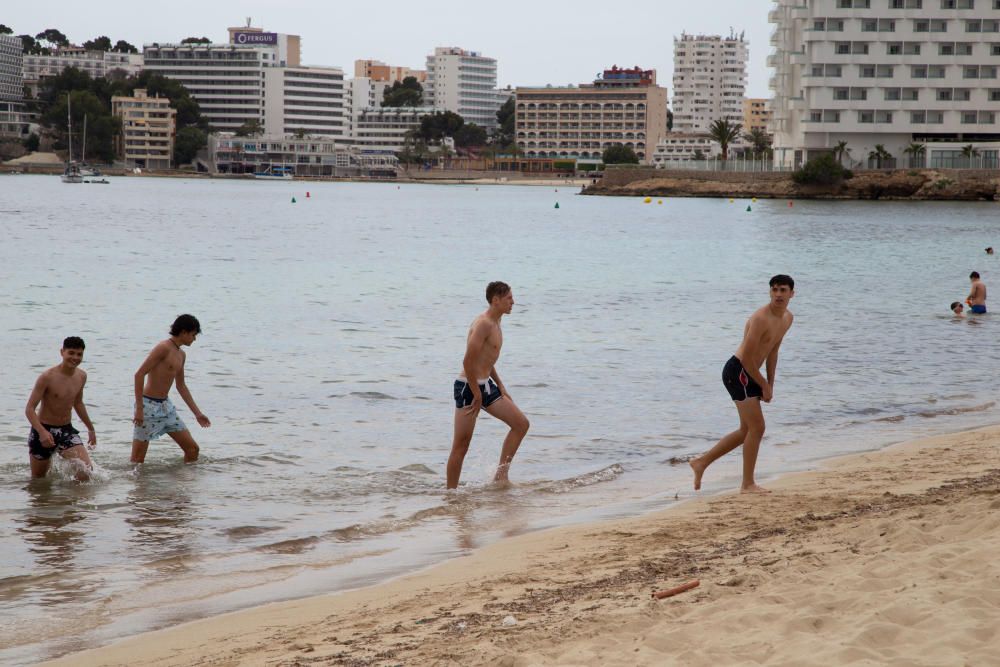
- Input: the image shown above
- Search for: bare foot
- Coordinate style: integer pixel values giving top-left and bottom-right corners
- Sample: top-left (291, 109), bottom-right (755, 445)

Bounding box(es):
top-left (690, 457), bottom-right (706, 491)
top-left (740, 484), bottom-right (771, 494)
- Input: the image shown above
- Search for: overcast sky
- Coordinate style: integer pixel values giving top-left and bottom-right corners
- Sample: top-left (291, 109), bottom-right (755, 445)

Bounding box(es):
top-left (3, 0), bottom-right (773, 97)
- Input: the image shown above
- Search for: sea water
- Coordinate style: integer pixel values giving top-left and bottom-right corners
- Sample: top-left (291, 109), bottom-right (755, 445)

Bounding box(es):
top-left (1, 175), bottom-right (998, 663)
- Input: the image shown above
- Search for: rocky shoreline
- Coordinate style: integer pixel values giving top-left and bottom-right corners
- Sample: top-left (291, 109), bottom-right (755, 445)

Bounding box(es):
top-left (584, 168), bottom-right (1000, 201)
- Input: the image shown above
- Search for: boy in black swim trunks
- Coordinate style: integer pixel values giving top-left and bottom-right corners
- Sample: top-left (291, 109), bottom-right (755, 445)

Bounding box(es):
top-left (690, 275), bottom-right (795, 494)
top-left (24, 336), bottom-right (98, 481)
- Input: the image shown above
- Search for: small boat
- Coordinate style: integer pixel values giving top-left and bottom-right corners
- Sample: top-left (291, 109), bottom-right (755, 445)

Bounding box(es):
top-left (61, 95), bottom-right (83, 184)
top-left (61, 162), bottom-right (83, 184)
top-left (84, 178), bottom-right (110, 184)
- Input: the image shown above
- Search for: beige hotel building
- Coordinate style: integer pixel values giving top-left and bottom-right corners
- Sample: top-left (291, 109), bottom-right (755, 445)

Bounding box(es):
top-left (112, 88), bottom-right (176, 169)
top-left (514, 66), bottom-right (669, 163)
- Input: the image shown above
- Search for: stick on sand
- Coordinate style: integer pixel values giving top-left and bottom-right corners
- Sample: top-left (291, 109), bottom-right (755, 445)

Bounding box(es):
top-left (652, 579), bottom-right (700, 600)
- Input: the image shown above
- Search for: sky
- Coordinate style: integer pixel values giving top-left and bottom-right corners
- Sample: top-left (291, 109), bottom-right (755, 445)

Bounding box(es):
top-left (2, 0), bottom-right (773, 97)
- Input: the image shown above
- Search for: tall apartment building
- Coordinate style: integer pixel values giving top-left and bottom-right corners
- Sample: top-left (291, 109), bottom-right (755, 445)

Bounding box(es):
top-left (352, 106), bottom-right (438, 152)
top-left (515, 66), bottom-right (669, 163)
top-left (263, 66), bottom-right (348, 139)
top-left (0, 34), bottom-right (27, 138)
top-left (346, 77), bottom-right (382, 136)
top-left (770, 0), bottom-right (1000, 168)
top-left (354, 59), bottom-right (426, 83)
top-left (112, 88), bottom-right (176, 169)
top-left (425, 47), bottom-right (501, 129)
top-left (23, 48), bottom-right (143, 96)
top-left (672, 32), bottom-right (749, 133)
top-left (743, 98), bottom-right (773, 134)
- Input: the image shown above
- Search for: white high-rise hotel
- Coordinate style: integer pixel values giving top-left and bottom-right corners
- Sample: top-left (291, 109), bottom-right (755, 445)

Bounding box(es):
top-left (425, 47), bottom-right (503, 129)
top-left (672, 32), bottom-right (749, 133)
top-left (770, 0), bottom-right (1000, 168)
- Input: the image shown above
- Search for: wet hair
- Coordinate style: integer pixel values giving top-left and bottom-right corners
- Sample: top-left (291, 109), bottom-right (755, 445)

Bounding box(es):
top-left (951, 302), bottom-right (963, 311)
top-left (971, 271), bottom-right (981, 279)
top-left (485, 281), bottom-right (511, 304)
top-left (170, 314), bottom-right (202, 336)
top-left (986, 247), bottom-right (994, 254)
top-left (62, 336), bottom-right (85, 350)
top-left (769, 274), bottom-right (795, 290)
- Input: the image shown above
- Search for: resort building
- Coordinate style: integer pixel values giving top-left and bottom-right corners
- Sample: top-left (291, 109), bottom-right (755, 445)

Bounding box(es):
top-left (424, 47), bottom-right (502, 129)
top-left (208, 134), bottom-right (398, 177)
top-left (143, 26), bottom-right (303, 133)
top-left (111, 88), bottom-right (176, 169)
top-left (672, 32), bottom-right (749, 134)
top-left (22, 48), bottom-right (143, 97)
top-left (351, 106), bottom-right (439, 152)
top-left (354, 59), bottom-right (426, 83)
top-left (263, 66), bottom-right (348, 139)
top-left (346, 77), bottom-right (383, 136)
top-left (514, 66), bottom-right (669, 163)
top-left (650, 134), bottom-right (721, 165)
top-left (0, 34), bottom-right (28, 139)
top-left (769, 0), bottom-right (1000, 168)
top-left (743, 97), bottom-right (773, 134)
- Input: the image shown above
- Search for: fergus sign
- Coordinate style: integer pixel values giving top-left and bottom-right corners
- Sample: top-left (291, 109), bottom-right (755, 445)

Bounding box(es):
top-left (232, 31), bottom-right (277, 45)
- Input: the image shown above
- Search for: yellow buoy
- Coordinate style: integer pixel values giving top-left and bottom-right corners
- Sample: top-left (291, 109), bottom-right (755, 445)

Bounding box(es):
top-left (752, 197), bottom-right (758, 203)
top-left (657, 200), bottom-right (663, 205)
top-left (644, 197), bottom-right (652, 203)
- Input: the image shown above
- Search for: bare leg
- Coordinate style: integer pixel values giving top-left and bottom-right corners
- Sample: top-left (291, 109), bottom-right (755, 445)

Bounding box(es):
top-left (167, 430), bottom-right (200, 463)
top-left (448, 407), bottom-right (479, 489)
top-left (30, 457), bottom-right (51, 479)
top-left (483, 397), bottom-right (530, 484)
top-left (131, 439), bottom-right (150, 464)
top-left (690, 399), bottom-right (767, 492)
top-left (60, 445), bottom-right (94, 482)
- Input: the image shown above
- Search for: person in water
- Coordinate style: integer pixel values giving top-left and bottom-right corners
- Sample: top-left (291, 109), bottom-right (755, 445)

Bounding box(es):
top-left (447, 281), bottom-right (530, 489)
top-left (24, 336), bottom-right (97, 481)
top-left (967, 272), bottom-right (987, 314)
top-left (690, 275), bottom-right (795, 494)
top-left (951, 302), bottom-right (966, 317)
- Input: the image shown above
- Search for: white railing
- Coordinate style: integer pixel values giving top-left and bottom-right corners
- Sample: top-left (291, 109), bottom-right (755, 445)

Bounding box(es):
top-left (652, 156), bottom-right (794, 172)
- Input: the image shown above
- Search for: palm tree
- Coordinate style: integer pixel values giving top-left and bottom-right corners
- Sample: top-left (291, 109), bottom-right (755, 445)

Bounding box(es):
top-left (903, 142), bottom-right (926, 168)
top-left (960, 144), bottom-right (980, 168)
top-left (833, 140), bottom-right (851, 166)
top-left (743, 128), bottom-right (772, 158)
top-left (708, 119), bottom-right (743, 160)
top-left (868, 144), bottom-right (892, 169)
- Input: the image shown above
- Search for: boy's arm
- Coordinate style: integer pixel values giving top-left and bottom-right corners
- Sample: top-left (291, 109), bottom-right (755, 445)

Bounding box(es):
top-left (175, 357), bottom-right (210, 427)
top-left (462, 321), bottom-right (489, 412)
top-left (74, 372), bottom-right (97, 448)
top-left (24, 374), bottom-right (54, 447)
top-left (765, 315), bottom-right (794, 390)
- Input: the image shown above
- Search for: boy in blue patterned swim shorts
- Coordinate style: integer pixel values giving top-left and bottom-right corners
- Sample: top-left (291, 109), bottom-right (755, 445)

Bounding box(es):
top-left (131, 315), bottom-right (211, 464)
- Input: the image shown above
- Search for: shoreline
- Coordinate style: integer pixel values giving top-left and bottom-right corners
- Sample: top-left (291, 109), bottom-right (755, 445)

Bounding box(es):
top-left (42, 424), bottom-right (1000, 666)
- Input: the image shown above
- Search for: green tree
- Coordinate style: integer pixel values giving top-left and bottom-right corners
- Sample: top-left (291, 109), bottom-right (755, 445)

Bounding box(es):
top-left (112, 39), bottom-right (138, 54)
top-left (419, 110), bottom-right (464, 142)
top-left (833, 140), bottom-right (851, 166)
top-left (454, 122), bottom-right (487, 148)
top-left (494, 96), bottom-right (515, 147)
top-left (35, 28), bottom-right (69, 49)
top-left (23, 133), bottom-right (40, 152)
top-left (382, 76), bottom-right (424, 107)
top-left (43, 89), bottom-right (119, 162)
top-left (235, 119), bottom-right (263, 136)
top-left (174, 126), bottom-right (207, 165)
top-left (181, 37), bottom-right (212, 44)
top-left (961, 144), bottom-right (980, 158)
top-left (667, 109), bottom-right (674, 132)
top-left (0, 24), bottom-right (13, 35)
top-left (792, 153), bottom-right (853, 185)
top-left (708, 119), bottom-right (742, 160)
top-left (903, 142), bottom-right (926, 168)
top-left (19, 34), bottom-right (48, 55)
top-left (83, 36), bottom-right (113, 51)
top-left (867, 144), bottom-right (892, 169)
top-left (692, 149), bottom-right (707, 161)
top-left (743, 128), bottom-right (771, 157)
top-left (602, 144), bottom-right (639, 164)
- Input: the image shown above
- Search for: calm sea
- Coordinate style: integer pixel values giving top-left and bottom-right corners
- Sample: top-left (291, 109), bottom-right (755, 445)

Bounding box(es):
top-left (1, 175), bottom-right (999, 663)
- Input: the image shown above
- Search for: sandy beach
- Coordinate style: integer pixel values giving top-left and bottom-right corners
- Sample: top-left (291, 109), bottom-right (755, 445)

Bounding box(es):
top-left (41, 425), bottom-right (1000, 666)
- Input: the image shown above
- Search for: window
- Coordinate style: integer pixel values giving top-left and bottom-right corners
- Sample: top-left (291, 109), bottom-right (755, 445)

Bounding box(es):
top-left (887, 42), bottom-right (902, 55)
top-left (885, 88), bottom-right (902, 100)
top-left (983, 66), bottom-right (998, 78)
top-left (911, 111), bottom-right (926, 123)
top-left (928, 111), bottom-right (945, 124)
top-left (915, 20), bottom-right (930, 31)
top-left (957, 43), bottom-right (974, 55)
top-left (929, 65), bottom-right (946, 78)
top-left (904, 42), bottom-right (922, 54)
top-left (852, 88), bottom-right (869, 100)
top-left (962, 111), bottom-right (978, 123)
top-left (863, 19), bottom-right (878, 32)
top-left (967, 19), bottom-right (982, 32)
top-left (823, 110), bottom-right (841, 122)
top-left (834, 87), bottom-right (850, 100)
top-left (931, 19), bottom-right (949, 31)
top-left (940, 43), bottom-right (956, 55)
top-left (937, 89), bottom-right (954, 100)
top-left (912, 65), bottom-right (928, 78)
top-left (992, 44), bottom-right (1000, 55)
top-left (956, 89), bottom-right (972, 100)
top-left (990, 89), bottom-right (1000, 101)
top-left (809, 111), bottom-right (822, 123)
top-left (903, 88), bottom-right (920, 100)
top-left (813, 19), bottom-right (826, 30)
top-left (965, 65), bottom-right (980, 77)
top-left (880, 19), bottom-right (897, 31)
top-left (854, 42), bottom-right (871, 54)
top-left (836, 42), bottom-right (851, 54)
top-left (878, 65), bottom-right (895, 77)
top-left (859, 111), bottom-right (875, 123)
top-left (861, 65), bottom-right (877, 77)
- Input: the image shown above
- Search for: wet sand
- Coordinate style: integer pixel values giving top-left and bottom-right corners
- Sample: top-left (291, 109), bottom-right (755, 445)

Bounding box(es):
top-left (43, 425), bottom-right (1000, 666)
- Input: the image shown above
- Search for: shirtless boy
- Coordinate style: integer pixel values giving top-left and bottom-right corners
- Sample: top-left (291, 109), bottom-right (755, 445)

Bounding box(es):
top-left (447, 281), bottom-right (530, 489)
top-left (967, 271), bottom-right (987, 314)
top-left (131, 314), bottom-right (211, 463)
top-left (690, 275), bottom-right (795, 494)
top-left (25, 336), bottom-right (97, 481)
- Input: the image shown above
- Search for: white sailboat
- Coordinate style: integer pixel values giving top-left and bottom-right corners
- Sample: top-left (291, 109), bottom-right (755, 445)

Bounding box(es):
top-left (61, 95), bottom-right (83, 184)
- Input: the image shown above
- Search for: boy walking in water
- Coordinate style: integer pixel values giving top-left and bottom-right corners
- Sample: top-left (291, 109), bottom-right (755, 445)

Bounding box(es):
top-left (448, 281), bottom-right (530, 488)
top-left (691, 275), bottom-right (795, 494)
top-left (967, 271), bottom-right (987, 314)
top-left (131, 314), bottom-right (211, 463)
top-left (25, 336), bottom-right (97, 481)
